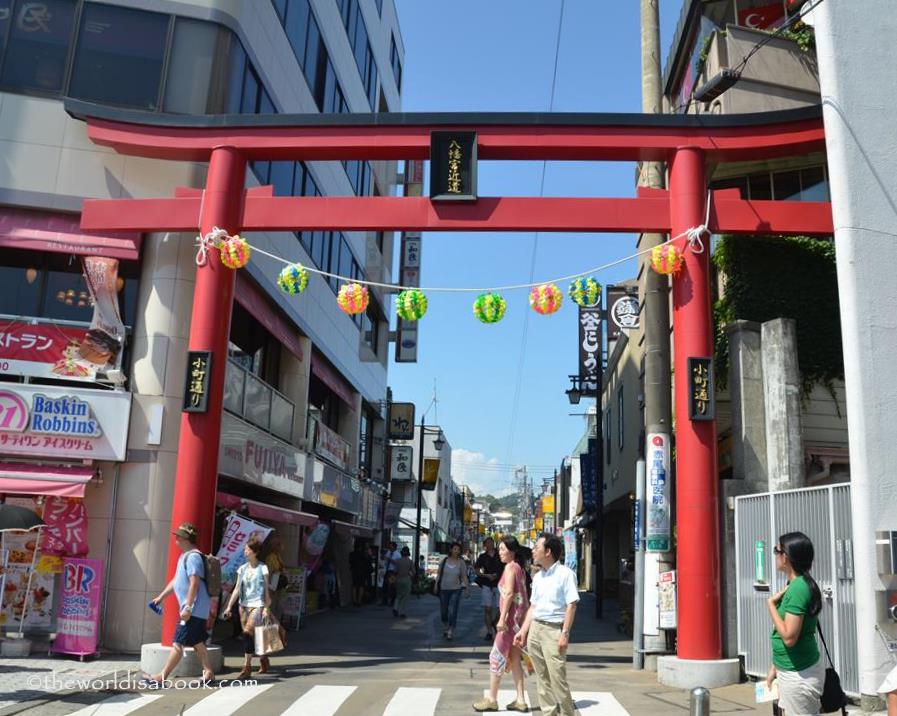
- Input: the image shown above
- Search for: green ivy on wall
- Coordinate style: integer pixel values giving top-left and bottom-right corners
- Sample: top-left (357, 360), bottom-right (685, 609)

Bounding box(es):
top-left (713, 235), bottom-right (843, 397)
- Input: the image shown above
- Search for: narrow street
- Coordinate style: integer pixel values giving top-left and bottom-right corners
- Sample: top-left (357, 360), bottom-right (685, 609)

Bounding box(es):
top-left (0, 591), bottom-right (766, 716)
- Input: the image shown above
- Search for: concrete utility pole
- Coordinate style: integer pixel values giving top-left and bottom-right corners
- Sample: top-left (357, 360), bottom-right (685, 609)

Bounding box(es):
top-left (637, 0), bottom-right (673, 669)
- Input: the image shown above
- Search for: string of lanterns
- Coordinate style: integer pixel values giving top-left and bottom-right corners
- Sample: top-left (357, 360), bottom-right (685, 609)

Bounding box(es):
top-left (199, 221), bottom-right (708, 322)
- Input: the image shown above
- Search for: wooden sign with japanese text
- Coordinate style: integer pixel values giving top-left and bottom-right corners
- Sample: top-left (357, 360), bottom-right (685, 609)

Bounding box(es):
top-left (430, 131), bottom-right (477, 201)
top-left (688, 357), bottom-right (714, 421)
top-left (183, 351), bottom-right (212, 413)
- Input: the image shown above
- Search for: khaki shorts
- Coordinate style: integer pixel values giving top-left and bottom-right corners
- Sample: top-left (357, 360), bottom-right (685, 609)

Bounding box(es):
top-left (776, 659), bottom-right (824, 715)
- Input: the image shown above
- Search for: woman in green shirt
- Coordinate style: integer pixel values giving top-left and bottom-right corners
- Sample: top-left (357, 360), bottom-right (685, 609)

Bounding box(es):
top-left (766, 531), bottom-right (824, 715)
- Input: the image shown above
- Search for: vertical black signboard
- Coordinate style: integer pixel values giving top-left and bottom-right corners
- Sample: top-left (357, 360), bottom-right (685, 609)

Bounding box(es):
top-left (429, 131), bottom-right (478, 201)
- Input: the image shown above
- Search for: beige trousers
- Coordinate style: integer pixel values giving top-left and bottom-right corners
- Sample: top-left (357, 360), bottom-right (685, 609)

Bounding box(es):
top-left (528, 620), bottom-right (576, 716)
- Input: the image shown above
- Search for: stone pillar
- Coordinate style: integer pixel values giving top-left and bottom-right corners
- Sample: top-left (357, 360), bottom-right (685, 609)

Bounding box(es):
top-left (339, 392), bottom-right (362, 473)
top-left (720, 320), bottom-right (768, 657)
top-left (761, 318), bottom-right (804, 491)
top-left (278, 336), bottom-right (312, 450)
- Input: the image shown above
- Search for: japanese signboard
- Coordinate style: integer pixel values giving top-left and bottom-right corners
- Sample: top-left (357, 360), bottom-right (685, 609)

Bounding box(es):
top-left (578, 305), bottom-right (602, 396)
top-left (606, 285), bottom-right (640, 342)
top-left (0, 322), bottom-right (97, 381)
top-left (383, 501), bottom-right (404, 529)
top-left (52, 558), bottom-right (103, 656)
top-left (219, 412), bottom-right (305, 499)
top-left (314, 420), bottom-right (350, 471)
top-left (0, 384), bottom-right (131, 461)
top-left (395, 236), bottom-right (421, 363)
top-left (646, 432), bottom-right (671, 552)
top-left (39, 497), bottom-right (88, 556)
top-left (658, 570), bottom-right (678, 629)
top-left (183, 351), bottom-right (212, 413)
top-left (215, 513), bottom-right (273, 589)
top-left (542, 495), bottom-right (555, 515)
top-left (430, 131), bottom-right (477, 201)
top-left (421, 457), bottom-right (440, 490)
top-left (280, 567), bottom-right (306, 631)
top-left (688, 357), bottom-right (715, 421)
top-left (633, 497), bottom-right (642, 551)
top-left (390, 444), bottom-right (413, 481)
top-left (387, 402), bottom-right (415, 440)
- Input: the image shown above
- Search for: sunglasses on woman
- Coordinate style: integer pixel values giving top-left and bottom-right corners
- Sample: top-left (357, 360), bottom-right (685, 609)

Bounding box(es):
top-left (773, 546), bottom-right (785, 555)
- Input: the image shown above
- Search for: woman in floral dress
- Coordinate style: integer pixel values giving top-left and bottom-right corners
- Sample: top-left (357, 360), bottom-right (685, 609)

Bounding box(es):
top-left (473, 536), bottom-right (532, 712)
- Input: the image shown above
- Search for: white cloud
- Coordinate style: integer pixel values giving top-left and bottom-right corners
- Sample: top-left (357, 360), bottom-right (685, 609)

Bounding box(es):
top-left (451, 448), bottom-right (515, 498)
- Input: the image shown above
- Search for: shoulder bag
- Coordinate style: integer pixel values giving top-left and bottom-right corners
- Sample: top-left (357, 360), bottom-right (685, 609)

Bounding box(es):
top-left (817, 622), bottom-right (848, 714)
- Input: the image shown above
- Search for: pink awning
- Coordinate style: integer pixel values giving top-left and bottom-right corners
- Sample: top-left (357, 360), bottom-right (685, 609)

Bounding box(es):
top-left (332, 520), bottom-right (373, 538)
top-left (0, 463), bottom-right (94, 497)
top-left (310, 353), bottom-right (355, 408)
top-left (0, 207), bottom-right (141, 260)
top-left (215, 491), bottom-right (317, 527)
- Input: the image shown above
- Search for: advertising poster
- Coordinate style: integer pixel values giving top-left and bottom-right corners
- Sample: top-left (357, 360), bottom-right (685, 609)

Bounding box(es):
top-left (646, 432), bottom-right (671, 552)
top-left (563, 529), bottom-right (578, 573)
top-left (215, 513), bottom-right (273, 589)
top-left (658, 570), bottom-right (678, 629)
top-left (280, 567), bottom-right (307, 631)
top-left (1, 563), bottom-right (56, 632)
top-left (52, 558), bottom-right (103, 656)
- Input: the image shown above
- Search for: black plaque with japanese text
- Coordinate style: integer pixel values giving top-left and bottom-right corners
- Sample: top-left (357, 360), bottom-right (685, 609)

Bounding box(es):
top-left (688, 357), bottom-right (715, 421)
top-left (578, 305), bottom-right (603, 397)
top-left (387, 402), bottom-right (416, 440)
top-left (429, 131), bottom-right (477, 201)
top-left (183, 351), bottom-right (212, 413)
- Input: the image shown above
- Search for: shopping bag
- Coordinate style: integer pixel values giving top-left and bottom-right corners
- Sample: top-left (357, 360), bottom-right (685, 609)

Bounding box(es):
top-left (254, 617), bottom-right (285, 655)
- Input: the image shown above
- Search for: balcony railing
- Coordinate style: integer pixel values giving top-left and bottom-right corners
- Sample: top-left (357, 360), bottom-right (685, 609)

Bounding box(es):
top-left (224, 358), bottom-right (295, 443)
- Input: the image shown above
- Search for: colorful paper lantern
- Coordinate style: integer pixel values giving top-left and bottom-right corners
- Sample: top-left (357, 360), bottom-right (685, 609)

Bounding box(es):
top-left (277, 263), bottom-right (309, 295)
top-left (395, 289), bottom-right (428, 321)
top-left (651, 244), bottom-right (685, 275)
top-left (568, 277), bottom-right (602, 307)
top-left (337, 283), bottom-right (369, 315)
top-left (529, 283), bottom-right (563, 315)
top-left (219, 234), bottom-right (251, 269)
top-left (473, 293), bottom-right (507, 324)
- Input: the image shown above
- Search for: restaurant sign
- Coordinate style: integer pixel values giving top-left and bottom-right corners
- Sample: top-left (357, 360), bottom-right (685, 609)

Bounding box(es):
top-left (0, 384), bottom-right (130, 461)
top-left (0, 322), bottom-right (97, 381)
top-left (219, 412), bottom-right (306, 499)
top-left (314, 420), bottom-right (350, 472)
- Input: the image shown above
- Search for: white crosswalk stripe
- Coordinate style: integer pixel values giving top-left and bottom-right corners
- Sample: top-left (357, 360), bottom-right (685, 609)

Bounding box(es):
top-left (182, 683), bottom-right (273, 715)
top-left (66, 693), bottom-right (162, 716)
top-left (384, 687), bottom-right (441, 715)
top-left (279, 684), bottom-right (357, 716)
top-left (491, 688), bottom-right (630, 715)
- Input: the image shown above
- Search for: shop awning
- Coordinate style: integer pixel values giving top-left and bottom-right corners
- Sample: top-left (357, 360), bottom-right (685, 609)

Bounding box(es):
top-left (215, 492), bottom-right (317, 527)
top-left (0, 463), bottom-right (94, 497)
top-left (331, 520), bottom-right (373, 538)
top-left (310, 352), bottom-right (355, 407)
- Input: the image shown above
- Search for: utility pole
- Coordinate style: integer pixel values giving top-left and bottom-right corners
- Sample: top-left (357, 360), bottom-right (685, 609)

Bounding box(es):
top-left (638, 0), bottom-right (674, 667)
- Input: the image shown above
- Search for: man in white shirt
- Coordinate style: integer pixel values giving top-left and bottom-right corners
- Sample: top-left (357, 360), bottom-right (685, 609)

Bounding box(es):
top-left (381, 541), bottom-right (401, 611)
top-left (515, 533), bottom-right (579, 716)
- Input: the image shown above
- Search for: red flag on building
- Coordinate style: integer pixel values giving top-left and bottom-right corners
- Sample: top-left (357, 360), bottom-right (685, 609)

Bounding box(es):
top-left (738, 2), bottom-right (786, 29)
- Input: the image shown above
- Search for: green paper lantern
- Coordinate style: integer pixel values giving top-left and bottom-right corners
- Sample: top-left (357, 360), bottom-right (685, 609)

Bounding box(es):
top-left (277, 263), bottom-right (309, 295)
top-left (396, 289), bottom-right (428, 321)
top-left (473, 293), bottom-right (507, 324)
top-left (568, 277), bottom-right (602, 307)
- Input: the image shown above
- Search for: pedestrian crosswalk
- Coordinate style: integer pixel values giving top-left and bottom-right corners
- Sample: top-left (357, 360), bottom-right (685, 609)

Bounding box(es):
top-left (44, 683), bottom-right (632, 715)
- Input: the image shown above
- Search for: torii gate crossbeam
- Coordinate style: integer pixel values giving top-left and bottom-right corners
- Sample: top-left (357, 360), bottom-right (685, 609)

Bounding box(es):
top-left (65, 99), bottom-right (832, 663)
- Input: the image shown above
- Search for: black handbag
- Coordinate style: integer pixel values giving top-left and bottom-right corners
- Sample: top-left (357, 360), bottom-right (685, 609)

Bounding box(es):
top-left (817, 623), bottom-right (848, 714)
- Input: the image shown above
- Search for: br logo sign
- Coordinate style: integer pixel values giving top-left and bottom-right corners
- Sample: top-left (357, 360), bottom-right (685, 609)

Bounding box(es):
top-left (0, 390), bottom-right (28, 431)
top-left (64, 561), bottom-right (96, 594)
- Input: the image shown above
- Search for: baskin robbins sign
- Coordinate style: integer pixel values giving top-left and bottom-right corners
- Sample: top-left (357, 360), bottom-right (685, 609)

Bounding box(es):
top-left (0, 384), bottom-right (131, 461)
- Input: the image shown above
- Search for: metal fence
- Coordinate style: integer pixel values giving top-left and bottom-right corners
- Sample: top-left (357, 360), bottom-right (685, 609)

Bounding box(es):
top-left (223, 358), bottom-right (295, 443)
top-left (735, 484), bottom-right (857, 695)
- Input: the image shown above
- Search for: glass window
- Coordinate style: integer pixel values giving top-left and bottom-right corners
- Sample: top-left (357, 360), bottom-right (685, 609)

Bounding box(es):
top-left (222, 35), bottom-right (246, 114)
top-left (69, 4), bottom-right (168, 109)
top-left (270, 161), bottom-right (294, 196)
top-left (773, 169), bottom-right (802, 201)
top-left (374, 0), bottom-right (383, 14)
top-left (43, 271), bottom-right (94, 323)
top-left (617, 386), bottom-right (624, 450)
top-left (271, 0), bottom-right (287, 24)
top-left (241, 66), bottom-right (260, 113)
top-left (252, 160), bottom-right (270, 184)
top-left (329, 233), bottom-right (341, 290)
top-left (0, 0), bottom-right (12, 61)
top-left (339, 236), bottom-right (354, 279)
top-left (800, 166), bottom-right (829, 202)
top-left (0, 264), bottom-right (41, 316)
top-left (293, 161), bottom-right (307, 196)
top-left (324, 61), bottom-right (338, 113)
top-left (284, 0), bottom-right (309, 69)
top-left (259, 88), bottom-right (276, 114)
top-left (748, 173), bottom-right (772, 201)
top-left (390, 35), bottom-right (402, 91)
top-left (312, 230), bottom-right (327, 269)
top-left (303, 15), bottom-right (322, 95)
top-left (1, 0), bottom-right (76, 93)
top-left (164, 18), bottom-right (219, 114)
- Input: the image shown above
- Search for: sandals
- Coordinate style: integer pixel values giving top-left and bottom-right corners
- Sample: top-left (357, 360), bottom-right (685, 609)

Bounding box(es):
top-left (235, 667), bottom-right (252, 680)
top-left (258, 656), bottom-right (270, 674)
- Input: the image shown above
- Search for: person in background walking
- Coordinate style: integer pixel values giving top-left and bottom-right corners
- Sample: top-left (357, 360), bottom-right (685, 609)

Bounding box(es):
top-left (263, 534), bottom-right (288, 647)
top-left (382, 541), bottom-right (400, 609)
top-left (221, 537), bottom-right (272, 678)
top-left (145, 523), bottom-right (214, 685)
top-left (349, 542), bottom-right (369, 607)
top-left (436, 541), bottom-right (470, 640)
top-left (366, 545), bottom-right (378, 604)
top-left (765, 531), bottom-right (824, 715)
top-left (394, 546), bottom-right (415, 618)
top-left (473, 536), bottom-right (531, 713)
top-left (475, 537), bottom-right (504, 641)
top-left (515, 533), bottom-right (579, 716)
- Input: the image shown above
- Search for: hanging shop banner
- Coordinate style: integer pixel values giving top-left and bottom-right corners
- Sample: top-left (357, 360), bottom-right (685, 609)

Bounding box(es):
top-left (39, 497), bottom-right (88, 556)
top-left (299, 522), bottom-right (329, 573)
top-left (658, 570), bottom-right (678, 629)
top-left (0, 321), bottom-right (97, 381)
top-left (215, 513), bottom-right (273, 588)
top-left (183, 351), bottom-right (212, 413)
top-left (219, 412), bottom-right (305, 499)
top-left (430, 131), bottom-right (478, 201)
top-left (0, 384), bottom-right (131, 461)
top-left (390, 444), bottom-right (413, 481)
top-left (563, 529), bottom-right (578, 573)
top-left (383, 501), bottom-right (404, 530)
top-left (387, 402), bottom-right (415, 439)
top-left (646, 432), bottom-right (671, 552)
top-left (578, 305), bottom-right (602, 396)
top-left (688, 357), bottom-right (715, 421)
top-left (396, 235), bottom-right (421, 364)
top-left (579, 450), bottom-right (597, 514)
top-left (313, 462), bottom-right (362, 514)
top-left (314, 420), bottom-right (350, 471)
top-left (80, 257), bottom-right (126, 373)
top-left (280, 567), bottom-right (307, 631)
top-left (421, 458), bottom-right (440, 491)
top-left (633, 498), bottom-right (642, 552)
top-left (52, 557), bottom-right (103, 657)
top-left (606, 285), bottom-right (640, 342)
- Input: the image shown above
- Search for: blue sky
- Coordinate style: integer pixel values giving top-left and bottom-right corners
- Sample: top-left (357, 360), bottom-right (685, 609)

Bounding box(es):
top-left (389, 1), bottom-right (681, 497)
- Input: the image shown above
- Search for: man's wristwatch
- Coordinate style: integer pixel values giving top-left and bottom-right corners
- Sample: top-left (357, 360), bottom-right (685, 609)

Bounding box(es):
top-left (184, 604), bottom-right (194, 612)
top-left (561, 629), bottom-right (570, 637)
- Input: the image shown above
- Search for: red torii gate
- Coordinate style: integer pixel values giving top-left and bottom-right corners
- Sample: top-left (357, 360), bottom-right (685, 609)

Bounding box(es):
top-left (66, 100), bottom-right (832, 662)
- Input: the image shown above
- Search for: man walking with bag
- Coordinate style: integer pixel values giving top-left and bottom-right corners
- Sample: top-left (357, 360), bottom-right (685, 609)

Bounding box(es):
top-left (145, 523), bottom-right (215, 685)
top-left (475, 537), bottom-right (504, 640)
top-left (514, 533), bottom-right (579, 716)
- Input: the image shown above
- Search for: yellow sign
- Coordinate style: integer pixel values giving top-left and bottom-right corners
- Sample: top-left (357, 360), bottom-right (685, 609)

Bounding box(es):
top-left (542, 495), bottom-right (555, 514)
top-left (421, 458), bottom-right (440, 490)
top-left (464, 504), bottom-right (473, 522)
top-left (36, 555), bottom-right (63, 574)
top-left (534, 517), bottom-right (543, 531)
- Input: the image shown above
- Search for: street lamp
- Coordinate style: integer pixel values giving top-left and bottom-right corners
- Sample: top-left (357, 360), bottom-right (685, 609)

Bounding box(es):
top-left (565, 375), bottom-right (582, 405)
top-left (414, 417), bottom-right (445, 574)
